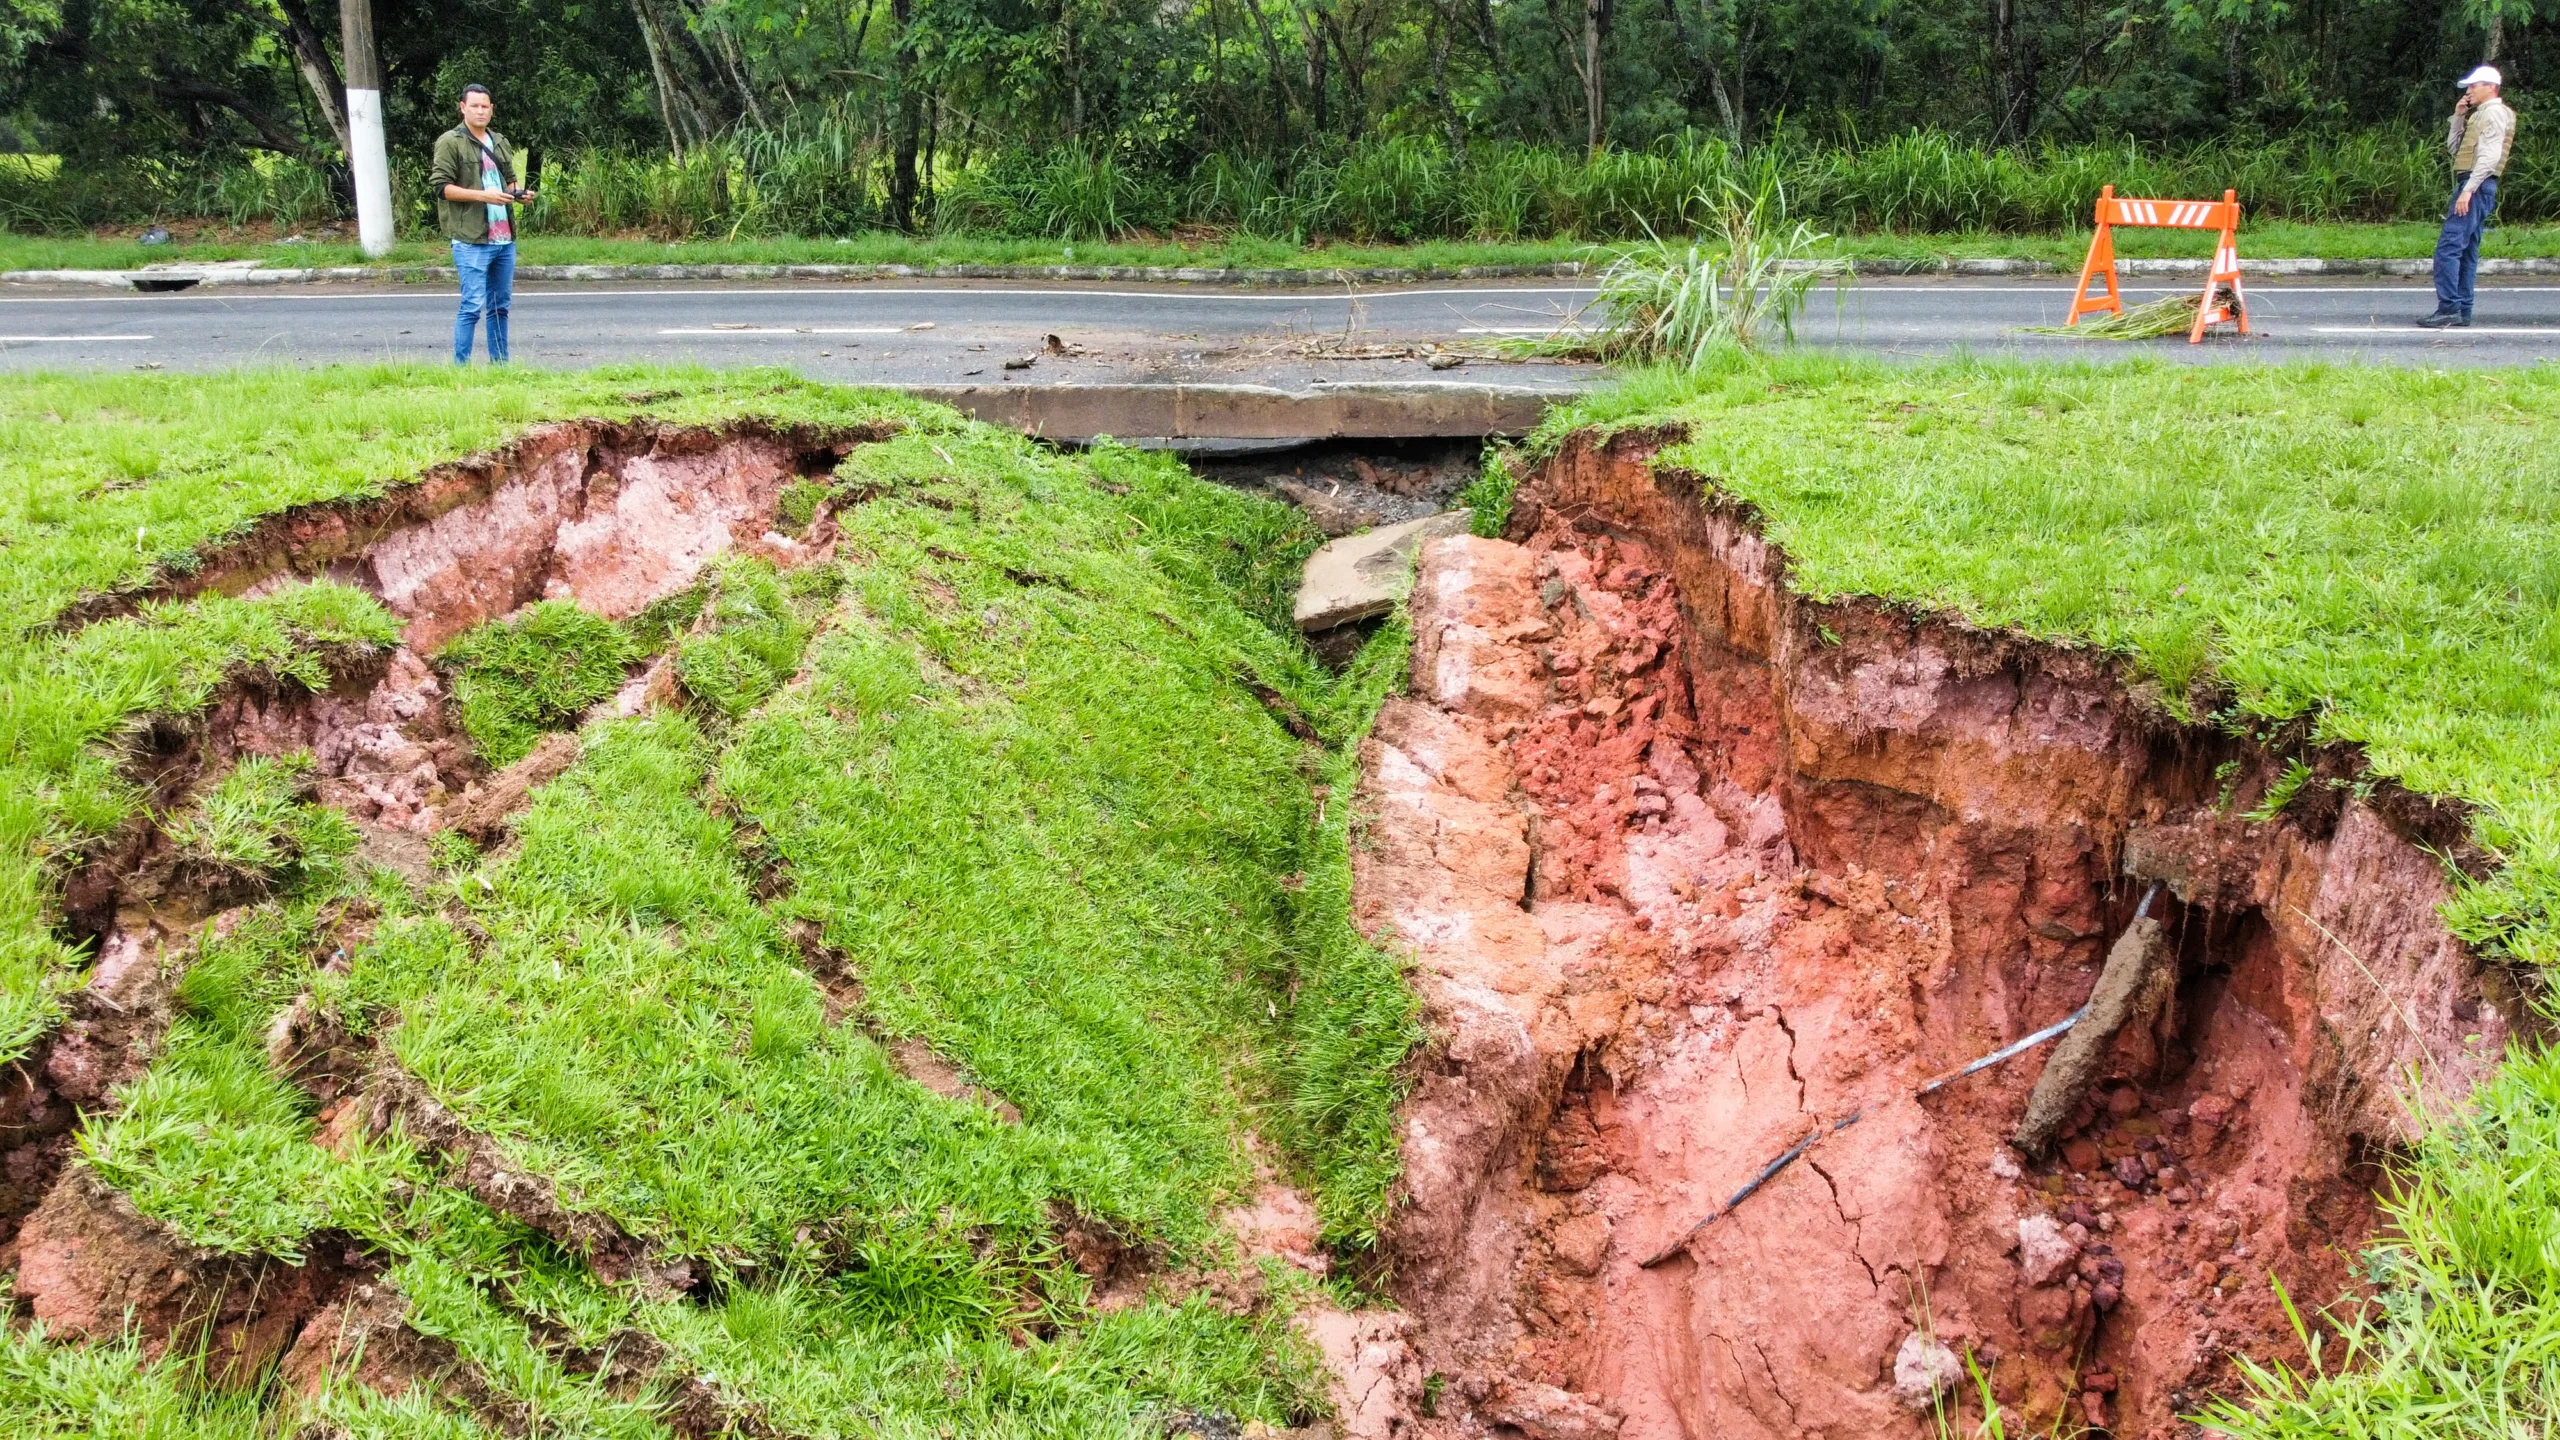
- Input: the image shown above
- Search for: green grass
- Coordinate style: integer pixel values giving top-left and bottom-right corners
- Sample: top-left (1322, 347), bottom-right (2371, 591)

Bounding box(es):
top-left (49, 371), bottom-right (1400, 1434)
top-left (1536, 353), bottom-right (2560, 1437)
top-left (9, 221), bottom-right (2560, 275)
top-left (160, 753), bottom-right (357, 893)
top-left (440, 599), bottom-right (642, 764)
top-left (0, 366), bottom-right (935, 1067)
top-left (0, 582), bottom-right (399, 1063)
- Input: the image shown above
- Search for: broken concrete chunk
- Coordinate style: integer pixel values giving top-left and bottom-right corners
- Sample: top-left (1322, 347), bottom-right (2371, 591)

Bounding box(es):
top-left (1293, 509), bottom-right (1474, 633)
top-left (2013, 913), bottom-right (2169, 1157)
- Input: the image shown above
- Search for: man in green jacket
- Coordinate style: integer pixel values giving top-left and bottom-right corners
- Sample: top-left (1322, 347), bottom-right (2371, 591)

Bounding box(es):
top-left (427, 84), bottom-right (536, 363)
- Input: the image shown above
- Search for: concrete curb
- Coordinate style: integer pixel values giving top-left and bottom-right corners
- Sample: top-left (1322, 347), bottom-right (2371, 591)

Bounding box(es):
top-left (5, 253), bottom-right (2547, 290)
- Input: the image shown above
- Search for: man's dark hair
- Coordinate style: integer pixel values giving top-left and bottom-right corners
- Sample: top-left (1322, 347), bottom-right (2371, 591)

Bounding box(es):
top-left (461, 83), bottom-right (491, 99)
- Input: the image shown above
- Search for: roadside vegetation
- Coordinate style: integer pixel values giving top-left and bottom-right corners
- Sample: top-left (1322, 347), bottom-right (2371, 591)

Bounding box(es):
top-left (21, 130), bottom-right (2560, 274)
top-left (0, 365), bottom-right (1416, 1436)
top-left (1514, 353), bottom-right (2560, 1435)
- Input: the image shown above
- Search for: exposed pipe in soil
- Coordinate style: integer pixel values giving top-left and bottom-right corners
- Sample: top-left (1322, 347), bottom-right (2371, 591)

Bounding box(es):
top-left (1641, 883), bottom-right (2166, 1269)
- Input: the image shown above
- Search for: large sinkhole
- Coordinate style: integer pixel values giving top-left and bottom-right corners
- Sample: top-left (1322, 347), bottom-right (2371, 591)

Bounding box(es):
top-left (1345, 431), bottom-right (2522, 1440)
top-left (0, 413), bottom-right (2522, 1440)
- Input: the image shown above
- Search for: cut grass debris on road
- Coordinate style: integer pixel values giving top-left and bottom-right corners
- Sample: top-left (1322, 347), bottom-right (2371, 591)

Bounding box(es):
top-left (0, 365), bottom-right (1414, 1438)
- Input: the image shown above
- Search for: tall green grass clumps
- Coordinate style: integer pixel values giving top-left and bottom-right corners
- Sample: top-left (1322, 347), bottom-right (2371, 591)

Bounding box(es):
top-left (2202, 1044), bottom-right (2560, 1438)
top-left (1570, 181), bottom-right (1844, 362)
top-left (439, 599), bottom-right (640, 764)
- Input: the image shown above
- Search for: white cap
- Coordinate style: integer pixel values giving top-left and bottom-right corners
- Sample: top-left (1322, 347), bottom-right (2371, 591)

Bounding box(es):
top-left (2460, 65), bottom-right (2503, 87)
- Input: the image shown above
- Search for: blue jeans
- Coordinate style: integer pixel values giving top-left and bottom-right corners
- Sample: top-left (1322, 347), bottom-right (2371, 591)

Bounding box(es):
top-left (452, 239), bottom-right (514, 363)
top-left (2432, 174), bottom-right (2498, 316)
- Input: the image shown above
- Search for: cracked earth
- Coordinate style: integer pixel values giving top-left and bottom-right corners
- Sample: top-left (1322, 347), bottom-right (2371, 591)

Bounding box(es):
top-left (1337, 430), bottom-right (2523, 1439)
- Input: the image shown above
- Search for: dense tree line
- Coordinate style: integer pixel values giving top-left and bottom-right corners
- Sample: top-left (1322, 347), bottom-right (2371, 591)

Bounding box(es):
top-left (0, 0), bottom-right (2546, 228)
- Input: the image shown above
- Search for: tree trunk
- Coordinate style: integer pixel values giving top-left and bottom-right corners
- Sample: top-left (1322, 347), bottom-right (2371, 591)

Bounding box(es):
top-left (1292, 0), bottom-right (1328, 139)
top-left (1320, 9), bottom-right (1364, 137)
top-left (2223, 22), bottom-right (2244, 115)
top-left (1583, 0), bottom-right (1611, 152)
top-left (1062, 3), bottom-right (1082, 140)
top-left (269, 0), bottom-right (349, 157)
top-left (2483, 13), bottom-right (2505, 63)
top-left (889, 0), bottom-right (920, 230)
top-left (1238, 0), bottom-right (1294, 148)
top-left (627, 0), bottom-right (726, 153)
top-left (338, 0), bottom-right (394, 256)
top-left (1430, 8), bottom-right (1463, 159)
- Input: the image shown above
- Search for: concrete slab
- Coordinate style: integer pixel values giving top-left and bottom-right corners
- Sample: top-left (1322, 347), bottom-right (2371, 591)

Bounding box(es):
top-left (900, 381), bottom-right (1581, 443)
top-left (1295, 510), bottom-right (1475, 632)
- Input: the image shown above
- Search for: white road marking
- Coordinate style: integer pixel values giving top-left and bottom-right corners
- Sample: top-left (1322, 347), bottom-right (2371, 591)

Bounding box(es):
top-left (0, 333), bottom-right (153, 341)
top-left (2311, 325), bottom-right (2560, 336)
top-left (659, 326), bottom-right (902, 335)
top-left (1458, 325), bottom-right (1585, 334)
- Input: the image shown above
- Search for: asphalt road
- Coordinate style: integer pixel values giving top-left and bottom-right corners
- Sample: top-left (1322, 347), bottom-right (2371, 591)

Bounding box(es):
top-left (0, 276), bottom-right (2555, 379)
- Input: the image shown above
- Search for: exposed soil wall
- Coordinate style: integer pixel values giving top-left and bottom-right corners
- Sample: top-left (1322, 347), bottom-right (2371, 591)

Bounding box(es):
top-left (1348, 429), bottom-right (2521, 1439)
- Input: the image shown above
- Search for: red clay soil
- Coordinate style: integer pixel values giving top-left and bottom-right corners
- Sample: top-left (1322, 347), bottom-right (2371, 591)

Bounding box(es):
top-left (1344, 430), bottom-right (2520, 1440)
top-left (13, 1170), bottom-right (366, 1386)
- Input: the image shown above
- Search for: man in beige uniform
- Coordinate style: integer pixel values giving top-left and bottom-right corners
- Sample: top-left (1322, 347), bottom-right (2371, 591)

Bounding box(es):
top-left (2420, 65), bottom-right (2515, 328)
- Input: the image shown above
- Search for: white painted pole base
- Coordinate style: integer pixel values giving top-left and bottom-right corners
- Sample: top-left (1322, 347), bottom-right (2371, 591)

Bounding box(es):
top-left (347, 88), bottom-right (395, 259)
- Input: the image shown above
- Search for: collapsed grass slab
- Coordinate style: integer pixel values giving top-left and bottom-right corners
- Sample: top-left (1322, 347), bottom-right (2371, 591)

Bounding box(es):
top-left (8, 387), bottom-right (1403, 1437)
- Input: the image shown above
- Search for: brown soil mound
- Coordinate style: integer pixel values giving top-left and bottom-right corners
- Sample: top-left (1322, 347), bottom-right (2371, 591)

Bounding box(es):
top-left (1347, 430), bottom-right (2520, 1439)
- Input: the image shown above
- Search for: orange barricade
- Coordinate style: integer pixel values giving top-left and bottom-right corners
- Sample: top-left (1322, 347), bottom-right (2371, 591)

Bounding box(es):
top-left (2068, 185), bottom-right (2247, 343)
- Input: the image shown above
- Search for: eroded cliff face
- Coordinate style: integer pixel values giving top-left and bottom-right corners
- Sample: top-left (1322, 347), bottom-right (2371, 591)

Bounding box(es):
top-left (1348, 431), bottom-right (2518, 1440)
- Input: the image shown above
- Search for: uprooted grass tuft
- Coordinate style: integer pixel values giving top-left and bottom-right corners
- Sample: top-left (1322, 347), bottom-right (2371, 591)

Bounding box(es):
top-left (2028, 285), bottom-right (2242, 341)
top-left (162, 752), bottom-right (356, 893)
top-left (439, 599), bottom-right (642, 765)
top-left (674, 555), bottom-right (824, 718)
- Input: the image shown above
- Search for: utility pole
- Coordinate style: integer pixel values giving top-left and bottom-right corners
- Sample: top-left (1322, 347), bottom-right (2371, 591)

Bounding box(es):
top-left (340, 0), bottom-right (394, 257)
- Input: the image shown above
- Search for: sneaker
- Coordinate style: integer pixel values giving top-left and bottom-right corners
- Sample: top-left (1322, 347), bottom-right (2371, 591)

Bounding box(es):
top-left (2416, 309), bottom-right (2466, 329)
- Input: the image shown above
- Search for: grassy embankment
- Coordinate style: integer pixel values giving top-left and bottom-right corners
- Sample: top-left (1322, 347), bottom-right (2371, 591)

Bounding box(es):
top-left (2, 221), bottom-right (2550, 276)
top-left (1500, 356), bottom-right (2560, 1437)
top-left (0, 366), bottom-right (1417, 1437)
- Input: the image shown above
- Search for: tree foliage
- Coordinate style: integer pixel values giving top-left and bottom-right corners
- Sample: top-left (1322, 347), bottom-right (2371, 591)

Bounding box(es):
top-left (0, 0), bottom-right (2545, 226)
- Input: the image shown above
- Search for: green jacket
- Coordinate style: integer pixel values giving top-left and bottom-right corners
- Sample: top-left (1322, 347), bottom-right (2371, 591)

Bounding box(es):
top-left (428, 125), bottom-right (522, 243)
